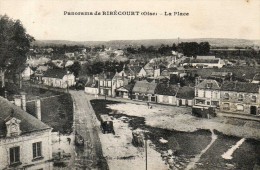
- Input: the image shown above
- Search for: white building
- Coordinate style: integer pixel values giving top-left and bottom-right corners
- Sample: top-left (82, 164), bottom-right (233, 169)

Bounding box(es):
top-left (22, 66), bottom-right (34, 80)
top-left (0, 96), bottom-right (53, 170)
top-left (42, 69), bottom-right (76, 88)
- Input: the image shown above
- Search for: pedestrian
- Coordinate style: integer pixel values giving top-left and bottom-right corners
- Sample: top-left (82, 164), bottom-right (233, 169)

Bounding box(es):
top-left (67, 137), bottom-right (71, 145)
top-left (147, 102), bottom-right (150, 109)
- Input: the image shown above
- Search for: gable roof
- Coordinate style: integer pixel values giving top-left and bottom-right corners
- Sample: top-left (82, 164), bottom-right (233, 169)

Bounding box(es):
top-left (0, 96), bottom-right (51, 138)
top-left (221, 81), bottom-right (259, 93)
top-left (43, 69), bottom-right (69, 79)
top-left (196, 79), bottom-right (220, 90)
top-left (98, 72), bottom-right (116, 80)
top-left (128, 66), bottom-right (142, 75)
top-left (176, 86), bottom-right (195, 99)
top-left (156, 83), bottom-right (178, 96)
top-left (132, 80), bottom-right (158, 94)
top-left (253, 73), bottom-right (260, 81)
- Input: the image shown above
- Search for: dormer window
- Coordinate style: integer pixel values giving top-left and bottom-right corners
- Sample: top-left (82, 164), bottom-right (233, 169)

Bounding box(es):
top-left (238, 94), bottom-right (244, 102)
top-left (252, 96), bottom-right (257, 102)
top-left (206, 83), bottom-right (213, 88)
top-left (5, 117), bottom-right (21, 137)
top-left (224, 93), bottom-right (229, 100)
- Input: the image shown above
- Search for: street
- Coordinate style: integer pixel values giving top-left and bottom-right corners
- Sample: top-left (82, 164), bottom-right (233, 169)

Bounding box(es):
top-left (70, 90), bottom-right (109, 170)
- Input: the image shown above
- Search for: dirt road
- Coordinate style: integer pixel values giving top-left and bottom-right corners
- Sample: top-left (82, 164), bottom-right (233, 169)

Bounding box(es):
top-left (70, 90), bottom-right (108, 170)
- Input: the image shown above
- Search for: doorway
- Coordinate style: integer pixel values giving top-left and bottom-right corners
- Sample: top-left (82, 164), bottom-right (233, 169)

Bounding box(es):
top-left (250, 106), bottom-right (257, 115)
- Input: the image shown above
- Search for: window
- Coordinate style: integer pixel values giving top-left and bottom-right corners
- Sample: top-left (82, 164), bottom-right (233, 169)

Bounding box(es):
top-left (107, 81), bottom-right (112, 87)
top-left (206, 83), bottom-right (213, 88)
top-left (224, 93), bottom-right (229, 100)
top-left (237, 104), bottom-right (244, 111)
top-left (33, 142), bottom-right (42, 158)
top-left (252, 96), bottom-right (257, 102)
top-left (238, 94), bottom-right (243, 101)
top-left (10, 146), bottom-right (20, 164)
top-left (223, 103), bottom-right (230, 110)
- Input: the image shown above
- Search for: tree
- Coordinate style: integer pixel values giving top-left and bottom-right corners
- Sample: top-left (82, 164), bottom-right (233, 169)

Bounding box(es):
top-left (68, 61), bottom-right (81, 77)
top-left (0, 15), bottom-right (34, 87)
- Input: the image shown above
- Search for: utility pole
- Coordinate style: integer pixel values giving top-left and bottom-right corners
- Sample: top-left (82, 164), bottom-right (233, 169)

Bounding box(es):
top-left (145, 138), bottom-right (147, 170)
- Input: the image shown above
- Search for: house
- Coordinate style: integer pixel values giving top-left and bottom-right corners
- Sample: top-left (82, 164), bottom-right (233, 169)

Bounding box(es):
top-left (156, 83), bottom-right (194, 106)
top-left (143, 63), bottom-right (161, 78)
top-left (196, 56), bottom-right (216, 60)
top-left (42, 69), bottom-right (76, 88)
top-left (251, 73), bottom-right (260, 84)
top-left (194, 79), bottom-right (221, 107)
top-left (0, 96), bottom-right (53, 170)
top-left (115, 83), bottom-right (135, 99)
top-left (21, 66), bottom-right (34, 80)
top-left (85, 79), bottom-right (98, 95)
top-left (132, 80), bottom-right (158, 102)
top-left (219, 81), bottom-right (260, 116)
top-left (183, 58), bottom-right (225, 68)
top-left (176, 86), bottom-right (195, 106)
top-left (64, 52), bottom-right (75, 58)
top-left (34, 66), bottom-right (49, 82)
top-left (156, 83), bottom-right (178, 105)
top-left (98, 72), bottom-right (127, 97)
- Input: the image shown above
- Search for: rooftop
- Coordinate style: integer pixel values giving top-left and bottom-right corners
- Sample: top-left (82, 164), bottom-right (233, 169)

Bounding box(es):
top-left (132, 80), bottom-right (158, 94)
top-left (43, 69), bottom-right (70, 79)
top-left (0, 96), bottom-right (51, 138)
top-left (221, 81), bottom-right (259, 93)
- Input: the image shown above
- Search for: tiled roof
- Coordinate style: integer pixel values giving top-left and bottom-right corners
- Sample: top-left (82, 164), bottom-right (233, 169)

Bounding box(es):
top-left (0, 96), bottom-right (51, 138)
top-left (176, 86), bottom-right (195, 99)
top-left (253, 73), bottom-right (260, 81)
top-left (196, 79), bottom-right (220, 90)
top-left (156, 83), bottom-right (178, 96)
top-left (191, 59), bottom-right (219, 64)
top-left (43, 69), bottom-right (69, 79)
top-left (132, 80), bottom-right (158, 94)
top-left (98, 72), bottom-right (116, 80)
top-left (221, 81), bottom-right (259, 93)
top-left (211, 72), bottom-right (232, 77)
top-left (128, 66), bottom-right (142, 74)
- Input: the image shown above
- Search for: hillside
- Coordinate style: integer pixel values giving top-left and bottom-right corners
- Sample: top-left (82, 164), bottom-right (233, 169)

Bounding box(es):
top-left (33, 38), bottom-right (260, 48)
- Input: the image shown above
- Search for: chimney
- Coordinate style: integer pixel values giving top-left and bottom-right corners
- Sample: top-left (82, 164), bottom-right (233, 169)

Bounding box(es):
top-left (20, 92), bottom-right (26, 111)
top-left (14, 95), bottom-right (22, 108)
top-left (4, 90), bottom-right (8, 98)
top-left (35, 98), bottom-right (41, 120)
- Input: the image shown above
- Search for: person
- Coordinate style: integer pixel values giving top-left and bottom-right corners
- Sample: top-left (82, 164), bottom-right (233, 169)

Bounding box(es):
top-left (67, 137), bottom-right (71, 145)
top-left (147, 102), bottom-right (150, 109)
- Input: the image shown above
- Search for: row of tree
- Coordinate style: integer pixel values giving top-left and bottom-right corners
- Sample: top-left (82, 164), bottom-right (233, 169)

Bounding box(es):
top-left (125, 42), bottom-right (210, 57)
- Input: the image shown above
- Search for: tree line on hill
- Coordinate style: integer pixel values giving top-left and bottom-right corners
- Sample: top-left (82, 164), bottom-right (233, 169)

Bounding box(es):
top-left (125, 42), bottom-right (210, 57)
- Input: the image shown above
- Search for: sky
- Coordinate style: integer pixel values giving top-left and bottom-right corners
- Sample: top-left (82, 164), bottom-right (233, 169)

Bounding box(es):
top-left (0, 0), bottom-right (260, 41)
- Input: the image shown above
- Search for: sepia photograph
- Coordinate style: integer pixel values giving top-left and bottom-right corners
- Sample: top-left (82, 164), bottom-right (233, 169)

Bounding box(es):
top-left (0, 0), bottom-right (260, 169)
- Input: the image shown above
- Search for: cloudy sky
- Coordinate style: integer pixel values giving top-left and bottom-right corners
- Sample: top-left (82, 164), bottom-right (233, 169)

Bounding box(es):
top-left (0, 0), bottom-right (259, 41)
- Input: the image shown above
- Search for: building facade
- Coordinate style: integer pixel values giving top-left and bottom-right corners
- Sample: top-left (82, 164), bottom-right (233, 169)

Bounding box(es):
top-left (219, 82), bottom-right (260, 115)
top-left (0, 96), bottom-right (53, 170)
top-left (194, 79), bottom-right (220, 107)
top-left (42, 69), bottom-right (75, 88)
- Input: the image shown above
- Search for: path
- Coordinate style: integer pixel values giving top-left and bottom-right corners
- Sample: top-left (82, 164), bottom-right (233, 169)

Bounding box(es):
top-left (185, 129), bottom-right (218, 170)
top-left (70, 90), bottom-right (109, 170)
